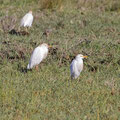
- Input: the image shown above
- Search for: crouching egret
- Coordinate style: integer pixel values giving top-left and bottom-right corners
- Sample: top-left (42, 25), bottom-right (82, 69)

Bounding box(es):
top-left (70, 54), bottom-right (87, 79)
top-left (27, 43), bottom-right (51, 70)
top-left (20, 11), bottom-right (33, 31)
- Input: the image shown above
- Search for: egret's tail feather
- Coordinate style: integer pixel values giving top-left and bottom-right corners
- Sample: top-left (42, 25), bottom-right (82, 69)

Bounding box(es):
top-left (27, 64), bottom-right (30, 69)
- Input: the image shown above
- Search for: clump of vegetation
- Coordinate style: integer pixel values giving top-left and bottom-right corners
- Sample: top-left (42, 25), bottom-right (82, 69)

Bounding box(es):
top-left (39, 0), bottom-right (120, 11)
top-left (39, 0), bottom-right (64, 10)
top-left (1, 0), bottom-right (120, 11)
top-left (77, 0), bottom-right (120, 10)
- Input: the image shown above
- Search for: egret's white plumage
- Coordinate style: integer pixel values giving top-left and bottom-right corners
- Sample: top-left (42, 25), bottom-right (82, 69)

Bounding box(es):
top-left (27, 43), bottom-right (49, 69)
top-left (70, 54), bottom-right (87, 79)
top-left (20, 11), bottom-right (33, 27)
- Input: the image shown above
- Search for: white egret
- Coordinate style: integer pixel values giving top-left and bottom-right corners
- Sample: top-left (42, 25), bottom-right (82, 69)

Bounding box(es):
top-left (70, 54), bottom-right (87, 79)
top-left (27, 43), bottom-right (51, 70)
top-left (20, 11), bottom-right (33, 29)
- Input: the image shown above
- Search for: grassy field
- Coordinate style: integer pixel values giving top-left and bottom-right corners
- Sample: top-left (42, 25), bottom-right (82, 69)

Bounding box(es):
top-left (0, 1), bottom-right (120, 120)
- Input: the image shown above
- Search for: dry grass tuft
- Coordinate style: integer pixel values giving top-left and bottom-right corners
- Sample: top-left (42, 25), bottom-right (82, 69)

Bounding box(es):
top-left (77, 0), bottom-right (120, 11)
top-left (38, 0), bottom-right (120, 11)
top-left (39, 0), bottom-right (65, 10)
top-left (0, 15), bottom-right (17, 33)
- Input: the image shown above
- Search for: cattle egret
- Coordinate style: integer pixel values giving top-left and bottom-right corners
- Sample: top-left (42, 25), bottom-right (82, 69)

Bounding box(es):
top-left (27, 43), bottom-right (51, 70)
top-left (20, 11), bottom-right (33, 28)
top-left (70, 54), bottom-right (87, 79)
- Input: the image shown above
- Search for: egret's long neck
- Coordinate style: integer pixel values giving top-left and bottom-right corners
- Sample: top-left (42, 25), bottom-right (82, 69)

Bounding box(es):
top-left (76, 58), bottom-right (83, 63)
top-left (42, 46), bottom-right (48, 50)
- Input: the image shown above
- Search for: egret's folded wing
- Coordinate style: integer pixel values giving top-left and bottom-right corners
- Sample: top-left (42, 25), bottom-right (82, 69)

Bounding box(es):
top-left (70, 60), bottom-right (76, 76)
top-left (29, 47), bottom-right (43, 67)
top-left (25, 14), bottom-right (33, 26)
top-left (77, 62), bottom-right (83, 73)
top-left (20, 14), bottom-right (28, 26)
top-left (28, 14), bottom-right (33, 25)
top-left (20, 13), bottom-right (32, 26)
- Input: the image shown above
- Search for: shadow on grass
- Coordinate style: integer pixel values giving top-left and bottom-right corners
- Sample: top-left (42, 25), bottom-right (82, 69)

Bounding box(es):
top-left (9, 29), bottom-right (29, 36)
top-left (18, 66), bottom-right (32, 74)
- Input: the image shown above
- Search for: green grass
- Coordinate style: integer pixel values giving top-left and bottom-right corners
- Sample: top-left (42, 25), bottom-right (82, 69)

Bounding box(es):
top-left (0, 1), bottom-right (120, 120)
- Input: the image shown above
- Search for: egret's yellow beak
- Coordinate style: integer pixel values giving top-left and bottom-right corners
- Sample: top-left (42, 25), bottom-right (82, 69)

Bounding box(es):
top-left (48, 45), bottom-right (52, 48)
top-left (83, 56), bottom-right (88, 58)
